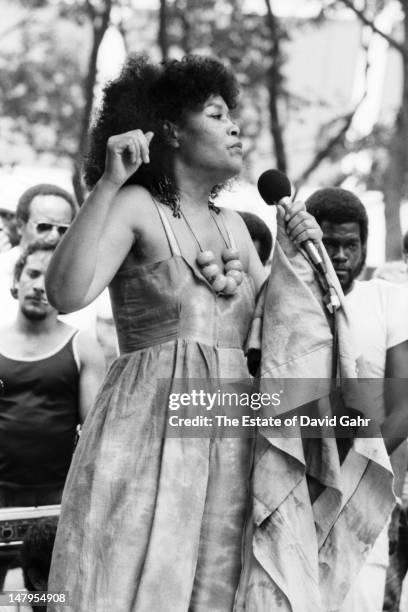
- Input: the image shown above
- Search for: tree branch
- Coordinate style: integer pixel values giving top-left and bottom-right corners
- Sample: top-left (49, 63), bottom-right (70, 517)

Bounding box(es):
top-left (158, 0), bottom-right (169, 60)
top-left (294, 29), bottom-right (370, 190)
top-left (116, 20), bottom-right (130, 54)
top-left (73, 0), bottom-right (113, 203)
top-left (294, 111), bottom-right (356, 190)
top-left (264, 0), bottom-right (287, 173)
top-left (85, 0), bottom-right (96, 19)
top-left (337, 0), bottom-right (406, 56)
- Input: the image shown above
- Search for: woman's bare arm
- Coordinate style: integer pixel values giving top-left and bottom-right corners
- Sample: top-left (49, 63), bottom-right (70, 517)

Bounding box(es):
top-left (46, 130), bottom-right (153, 312)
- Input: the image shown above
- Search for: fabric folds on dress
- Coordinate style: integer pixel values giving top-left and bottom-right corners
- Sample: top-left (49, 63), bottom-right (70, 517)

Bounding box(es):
top-left (48, 205), bottom-right (255, 612)
top-left (236, 224), bottom-right (395, 612)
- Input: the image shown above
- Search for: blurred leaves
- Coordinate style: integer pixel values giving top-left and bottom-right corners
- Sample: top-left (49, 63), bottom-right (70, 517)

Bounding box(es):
top-left (2, 0), bottom-right (407, 255)
top-left (160, 0), bottom-right (289, 175)
top-left (0, 16), bottom-right (85, 162)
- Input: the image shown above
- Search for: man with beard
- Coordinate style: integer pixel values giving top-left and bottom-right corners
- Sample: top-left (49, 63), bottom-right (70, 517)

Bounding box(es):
top-left (0, 183), bottom-right (109, 341)
top-left (306, 187), bottom-right (408, 612)
top-left (0, 242), bottom-right (105, 587)
top-left (0, 184), bottom-right (77, 326)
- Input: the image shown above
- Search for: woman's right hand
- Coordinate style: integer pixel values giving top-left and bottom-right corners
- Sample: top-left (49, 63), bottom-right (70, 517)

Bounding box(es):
top-left (277, 200), bottom-right (322, 247)
top-left (103, 130), bottom-right (154, 188)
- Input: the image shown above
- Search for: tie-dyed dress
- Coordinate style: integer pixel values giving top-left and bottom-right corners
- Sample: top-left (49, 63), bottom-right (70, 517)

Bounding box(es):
top-left (48, 203), bottom-right (255, 612)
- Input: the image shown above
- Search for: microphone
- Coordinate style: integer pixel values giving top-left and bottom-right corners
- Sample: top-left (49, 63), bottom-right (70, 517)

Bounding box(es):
top-left (257, 169), bottom-right (325, 274)
top-left (257, 170), bottom-right (341, 313)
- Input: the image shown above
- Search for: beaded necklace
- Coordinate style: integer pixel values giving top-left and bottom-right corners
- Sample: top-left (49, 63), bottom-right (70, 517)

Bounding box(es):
top-left (179, 206), bottom-right (244, 296)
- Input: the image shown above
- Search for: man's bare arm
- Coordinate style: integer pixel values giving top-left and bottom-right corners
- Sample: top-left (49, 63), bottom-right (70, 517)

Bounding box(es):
top-left (381, 339), bottom-right (408, 455)
top-left (74, 332), bottom-right (106, 424)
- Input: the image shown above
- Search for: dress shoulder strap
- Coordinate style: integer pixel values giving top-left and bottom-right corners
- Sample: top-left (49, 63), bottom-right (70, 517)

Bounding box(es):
top-left (219, 209), bottom-right (237, 250)
top-left (151, 198), bottom-right (182, 257)
top-left (70, 330), bottom-right (81, 371)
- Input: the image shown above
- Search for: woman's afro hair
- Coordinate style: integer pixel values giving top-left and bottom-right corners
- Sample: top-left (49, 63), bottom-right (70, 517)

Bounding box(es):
top-left (84, 55), bottom-right (239, 213)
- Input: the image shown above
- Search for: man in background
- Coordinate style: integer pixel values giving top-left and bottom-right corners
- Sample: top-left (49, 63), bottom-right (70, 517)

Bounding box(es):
top-left (306, 187), bottom-right (408, 612)
top-left (0, 215), bottom-right (12, 254)
top-left (238, 211), bottom-right (273, 266)
top-left (0, 184), bottom-right (77, 327)
top-left (374, 230), bottom-right (408, 286)
top-left (0, 204), bottom-right (19, 254)
top-left (373, 229), bottom-right (408, 611)
top-left (0, 182), bottom-right (114, 348)
top-left (0, 242), bottom-right (105, 587)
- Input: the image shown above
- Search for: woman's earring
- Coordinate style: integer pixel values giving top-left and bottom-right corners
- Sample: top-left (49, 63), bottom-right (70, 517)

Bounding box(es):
top-left (163, 121), bottom-right (179, 148)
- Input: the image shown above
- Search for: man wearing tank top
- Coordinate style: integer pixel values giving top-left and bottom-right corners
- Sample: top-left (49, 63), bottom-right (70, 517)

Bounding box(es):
top-left (0, 242), bottom-right (105, 588)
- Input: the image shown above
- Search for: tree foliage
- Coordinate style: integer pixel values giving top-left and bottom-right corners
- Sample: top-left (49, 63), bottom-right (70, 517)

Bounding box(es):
top-left (3, 0), bottom-right (406, 256)
top-left (154, 0), bottom-right (289, 180)
top-left (0, 0), bottom-right (113, 201)
top-left (0, 21), bottom-right (84, 161)
top-left (333, 0), bottom-right (408, 258)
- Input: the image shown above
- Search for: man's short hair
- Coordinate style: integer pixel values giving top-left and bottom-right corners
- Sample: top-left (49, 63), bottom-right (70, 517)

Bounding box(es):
top-left (13, 241), bottom-right (56, 287)
top-left (238, 211), bottom-right (273, 264)
top-left (305, 188), bottom-right (369, 247)
top-left (16, 184), bottom-right (78, 223)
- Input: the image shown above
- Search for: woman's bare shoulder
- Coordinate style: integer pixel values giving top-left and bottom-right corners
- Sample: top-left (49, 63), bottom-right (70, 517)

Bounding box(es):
top-left (110, 184), bottom-right (157, 228)
top-left (114, 184), bottom-right (153, 210)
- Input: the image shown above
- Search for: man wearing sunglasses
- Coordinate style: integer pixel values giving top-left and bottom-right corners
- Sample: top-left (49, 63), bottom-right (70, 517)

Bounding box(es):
top-left (16, 183), bottom-right (77, 246)
top-left (0, 184), bottom-right (77, 328)
top-left (26, 219), bottom-right (70, 238)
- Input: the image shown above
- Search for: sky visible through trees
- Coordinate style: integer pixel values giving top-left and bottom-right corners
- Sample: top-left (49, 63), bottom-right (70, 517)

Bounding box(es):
top-left (1, 0), bottom-right (407, 259)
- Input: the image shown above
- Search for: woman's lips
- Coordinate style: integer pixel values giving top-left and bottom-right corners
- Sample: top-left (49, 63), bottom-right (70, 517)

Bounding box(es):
top-left (229, 142), bottom-right (243, 152)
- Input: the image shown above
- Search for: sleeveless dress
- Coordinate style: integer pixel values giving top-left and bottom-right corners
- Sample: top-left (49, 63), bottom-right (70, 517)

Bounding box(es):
top-left (48, 204), bottom-right (256, 612)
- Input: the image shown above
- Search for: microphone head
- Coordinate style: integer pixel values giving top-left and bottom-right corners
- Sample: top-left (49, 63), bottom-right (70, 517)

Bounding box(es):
top-left (257, 169), bottom-right (291, 205)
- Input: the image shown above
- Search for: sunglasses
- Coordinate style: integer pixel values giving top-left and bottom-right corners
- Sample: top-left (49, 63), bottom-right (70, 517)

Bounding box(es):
top-left (29, 220), bottom-right (70, 237)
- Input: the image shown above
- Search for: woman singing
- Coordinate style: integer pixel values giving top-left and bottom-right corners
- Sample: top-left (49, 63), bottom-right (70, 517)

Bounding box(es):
top-left (46, 55), bottom-right (321, 611)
